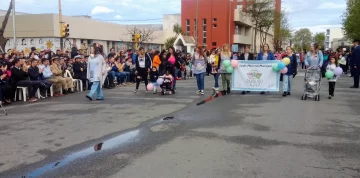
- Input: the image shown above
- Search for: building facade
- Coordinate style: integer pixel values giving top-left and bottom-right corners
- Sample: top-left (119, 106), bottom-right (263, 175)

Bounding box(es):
top-left (325, 27), bottom-right (344, 50)
top-left (181, 0), bottom-right (281, 52)
top-left (1, 13), bottom-right (165, 54)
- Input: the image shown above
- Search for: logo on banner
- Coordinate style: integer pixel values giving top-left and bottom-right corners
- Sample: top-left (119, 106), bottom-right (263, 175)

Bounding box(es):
top-left (246, 69), bottom-right (263, 87)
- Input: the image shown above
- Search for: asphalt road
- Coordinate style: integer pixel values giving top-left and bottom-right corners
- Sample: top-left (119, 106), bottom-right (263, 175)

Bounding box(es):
top-left (0, 72), bottom-right (360, 178)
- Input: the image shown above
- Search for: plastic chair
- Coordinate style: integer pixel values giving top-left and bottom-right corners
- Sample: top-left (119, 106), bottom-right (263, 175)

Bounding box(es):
top-left (15, 86), bottom-right (28, 102)
top-left (64, 70), bottom-right (82, 91)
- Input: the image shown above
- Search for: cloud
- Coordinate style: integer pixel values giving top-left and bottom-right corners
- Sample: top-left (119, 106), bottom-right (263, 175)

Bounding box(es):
top-left (318, 2), bottom-right (346, 9)
top-left (91, 6), bottom-right (114, 15)
top-left (294, 24), bottom-right (342, 34)
top-left (114, 15), bottom-right (122, 19)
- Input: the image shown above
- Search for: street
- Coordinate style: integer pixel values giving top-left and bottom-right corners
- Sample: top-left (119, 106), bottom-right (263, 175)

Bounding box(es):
top-left (0, 72), bottom-right (360, 178)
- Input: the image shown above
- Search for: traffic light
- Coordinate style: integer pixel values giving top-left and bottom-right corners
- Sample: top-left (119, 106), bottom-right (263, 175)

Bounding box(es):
top-left (61, 23), bottom-right (70, 38)
top-left (132, 34), bottom-right (135, 42)
top-left (135, 34), bottom-right (141, 43)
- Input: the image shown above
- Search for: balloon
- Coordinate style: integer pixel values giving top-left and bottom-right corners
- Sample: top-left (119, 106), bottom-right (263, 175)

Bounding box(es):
top-left (226, 66), bottom-right (234, 73)
top-left (280, 67), bottom-right (288, 74)
top-left (334, 67), bottom-right (343, 76)
top-left (168, 58), bottom-right (175, 65)
top-left (277, 62), bottom-right (286, 70)
top-left (231, 60), bottom-right (239, 68)
top-left (156, 78), bottom-right (164, 85)
top-left (272, 63), bottom-right (279, 72)
top-left (325, 71), bottom-right (334, 79)
top-left (223, 60), bottom-right (231, 68)
top-left (282, 57), bottom-right (290, 65)
top-left (147, 83), bottom-right (154, 90)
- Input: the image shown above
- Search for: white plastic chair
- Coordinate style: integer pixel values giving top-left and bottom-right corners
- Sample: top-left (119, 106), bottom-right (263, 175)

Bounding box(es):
top-left (45, 85), bottom-right (54, 97)
top-left (15, 86), bottom-right (28, 102)
top-left (64, 70), bottom-right (82, 91)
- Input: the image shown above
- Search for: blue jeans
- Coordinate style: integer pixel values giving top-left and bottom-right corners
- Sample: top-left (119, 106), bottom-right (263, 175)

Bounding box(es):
top-left (282, 74), bottom-right (293, 92)
top-left (195, 72), bottom-right (205, 90)
top-left (88, 81), bottom-right (104, 99)
top-left (122, 71), bottom-right (130, 82)
top-left (213, 73), bottom-right (220, 88)
top-left (173, 69), bottom-right (179, 89)
top-left (114, 72), bottom-right (126, 84)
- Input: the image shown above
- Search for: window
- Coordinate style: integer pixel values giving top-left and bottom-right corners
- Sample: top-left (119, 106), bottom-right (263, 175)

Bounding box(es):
top-left (194, 19), bottom-right (198, 40)
top-left (213, 24), bottom-right (217, 28)
top-left (213, 18), bottom-right (217, 22)
top-left (202, 19), bottom-right (207, 45)
top-left (203, 19), bottom-right (207, 31)
top-left (212, 42), bottom-right (217, 46)
top-left (203, 32), bottom-right (207, 44)
top-left (186, 19), bottom-right (190, 36)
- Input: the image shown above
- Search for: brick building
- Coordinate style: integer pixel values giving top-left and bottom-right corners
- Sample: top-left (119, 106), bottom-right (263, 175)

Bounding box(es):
top-left (181, 0), bottom-right (281, 52)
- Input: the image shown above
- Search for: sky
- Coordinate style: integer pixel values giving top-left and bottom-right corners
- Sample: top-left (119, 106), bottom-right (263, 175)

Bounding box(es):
top-left (0, 0), bottom-right (347, 34)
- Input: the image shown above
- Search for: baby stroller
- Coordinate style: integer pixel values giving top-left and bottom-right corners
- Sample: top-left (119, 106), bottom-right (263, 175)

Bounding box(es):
top-left (301, 66), bottom-right (322, 101)
top-left (160, 76), bottom-right (175, 95)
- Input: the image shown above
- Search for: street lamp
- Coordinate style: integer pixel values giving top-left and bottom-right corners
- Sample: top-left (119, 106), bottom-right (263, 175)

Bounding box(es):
top-left (12, 0), bottom-right (16, 49)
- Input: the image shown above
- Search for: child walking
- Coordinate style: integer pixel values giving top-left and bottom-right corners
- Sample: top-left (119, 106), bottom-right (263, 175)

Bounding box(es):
top-left (149, 66), bottom-right (159, 94)
top-left (327, 57), bottom-right (339, 99)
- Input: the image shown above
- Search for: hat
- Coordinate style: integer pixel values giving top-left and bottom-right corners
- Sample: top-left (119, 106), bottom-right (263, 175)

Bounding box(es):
top-left (52, 56), bottom-right (59, 61)
top-left (74, 55), bottom-right (82, 59)
top-left (353, 39), bottom-right (360, 43)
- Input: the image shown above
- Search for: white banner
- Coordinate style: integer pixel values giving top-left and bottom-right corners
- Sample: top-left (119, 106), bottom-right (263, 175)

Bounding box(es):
top-left (231, 60), bottom-right (280, 92)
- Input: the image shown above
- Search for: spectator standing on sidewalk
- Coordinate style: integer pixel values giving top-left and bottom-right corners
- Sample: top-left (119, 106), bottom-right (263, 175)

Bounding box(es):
top-left (350, 39), bottom-right (360, 88)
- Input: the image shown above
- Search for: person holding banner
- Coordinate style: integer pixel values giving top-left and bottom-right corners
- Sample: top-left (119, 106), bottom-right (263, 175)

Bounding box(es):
top-left (281, 46), bottom-right (297, 97)
top-left (256, 43), bottom-right (276, 94)
top-left (209, 49), bottom-right (220, 93)
top-left (218, 44), bottom-right (233, 95)
top-left (193, 47), bottom-right (207, 95)
top-left (239, 45), bottom-right (254, 95)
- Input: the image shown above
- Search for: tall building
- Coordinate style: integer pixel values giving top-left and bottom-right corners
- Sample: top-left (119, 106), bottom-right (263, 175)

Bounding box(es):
top-left (325, 28), bottom-right (345, 50)
top-left (181, 0), bottom-right (281, 52)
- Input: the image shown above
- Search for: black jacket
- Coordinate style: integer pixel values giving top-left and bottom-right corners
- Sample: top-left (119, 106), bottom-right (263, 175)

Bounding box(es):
top-left (0, 70), bottom-right (9, 86)
top-left (11, 66), bottom-right (29, 84)
top-left (350, 46), bottom-right (360, 67)
top-left (135, 54), bottom-right (152, 71)
top-left (28, 66), bottom-right (42, 81)
top-left (73, 62), bottom-right (87, 79)
top-left (239, 53), bottom-right (254, 60)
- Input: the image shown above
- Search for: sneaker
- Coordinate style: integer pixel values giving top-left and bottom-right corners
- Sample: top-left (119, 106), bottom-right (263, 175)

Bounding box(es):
top-left (200, 90), bottom-right (204, 95)
top-left (242, 91), bottom-right (246, 95)
top-left (331, 94), bottom-right (334, 97)
top-left (287, 92), bottom-right (291, 96)
top-left (328, 95), bottom-right (332, 99)
top-left (260, 91), bottom-right (265, 94)
top-left (133, 89), bottom-right (138, 93)
top-left (196, 90), bottom-right (201, 94)
top-left (282, 92), bottom-right (287, 97)
top-left (29, 98), bottom-right (38, 102)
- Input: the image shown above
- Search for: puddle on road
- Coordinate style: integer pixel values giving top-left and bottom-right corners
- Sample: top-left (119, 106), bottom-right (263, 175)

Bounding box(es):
top-left (25, 130), bottom-right (139, 177)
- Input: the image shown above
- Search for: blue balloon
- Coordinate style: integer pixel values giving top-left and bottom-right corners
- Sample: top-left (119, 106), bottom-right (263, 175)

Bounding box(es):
top-left (277, 62), bottom-right (286, 70)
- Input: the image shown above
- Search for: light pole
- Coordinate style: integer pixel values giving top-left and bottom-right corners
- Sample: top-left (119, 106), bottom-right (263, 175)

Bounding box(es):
top-left (58, 0), bottom-right (63, 50)
top-left (229, 0), bottom-right (232, 45)
top-left (12, 0), bottom-right (16, 49)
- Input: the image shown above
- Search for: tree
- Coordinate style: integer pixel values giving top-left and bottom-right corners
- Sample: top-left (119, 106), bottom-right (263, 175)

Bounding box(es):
top-left (292, 28), bottom-right (312, 52)
top-left (164, 36), bottom-right (177, 49)
top-left (313, 32), bottom-right (326, 49)
top-left (0, 0), bottom-right (12, 52)
top-left (342, 0), bottom-right (360, 40)
top-left (122, 26), bottom-right (157, 49)
top-left (172, 24), bottom-right (183, 36)
top-left (273, 11), bottom-right (292, 51)
top-left (244, 0), bottom-right (275, 52)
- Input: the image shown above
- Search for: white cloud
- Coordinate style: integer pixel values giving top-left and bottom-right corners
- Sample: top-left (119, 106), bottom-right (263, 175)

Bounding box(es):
top-left (294, 24), bottom-right (342, 34)
top-left (114, 15), bottom-right (122, 19)
top-left (318, 2), bottom-right (346, 9)
top-left (91, 6), bottom-right (114, 15)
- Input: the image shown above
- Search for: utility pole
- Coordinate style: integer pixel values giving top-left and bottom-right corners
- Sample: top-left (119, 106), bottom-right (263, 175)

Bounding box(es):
top-left (58, 0), bottom-right (63, 50)
top-left (195, 0), bottom-right (198, 46)
top-left (229, 0), bottom-right (232, 45)
top-left (12, 0), bottom-right (16, 49)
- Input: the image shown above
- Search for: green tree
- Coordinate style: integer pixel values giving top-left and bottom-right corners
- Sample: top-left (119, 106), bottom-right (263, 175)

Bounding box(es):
top-left (313, 32), bottom-right (326, 49)
top-left (342, 0), bottom-right (360, 40)
top-left (165, 36), bottom-right (177, 49)
top-left (172, 24), bottom-right (183, 36)
top-left (292, 28), bottom-right (312, 51)
top-left (244, 0), bottom-right (275, 52)
top-left (0, 0), bottom-right (13, 52)
top-left (273, 11), bottom-right (292, 51)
